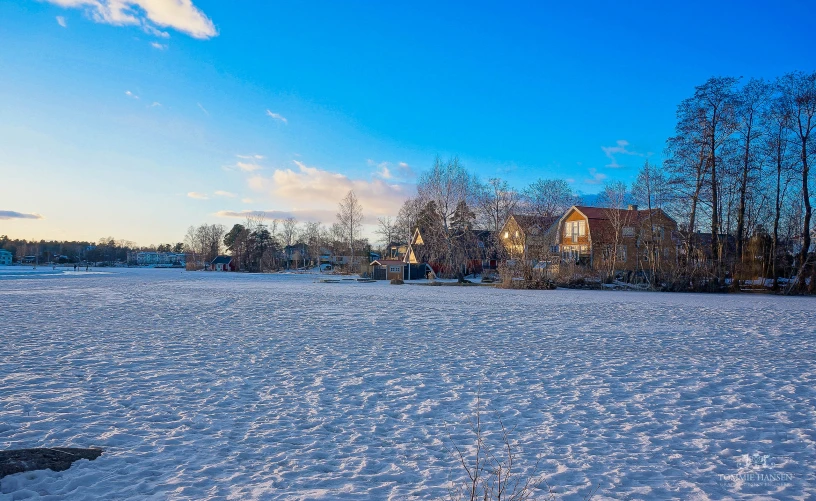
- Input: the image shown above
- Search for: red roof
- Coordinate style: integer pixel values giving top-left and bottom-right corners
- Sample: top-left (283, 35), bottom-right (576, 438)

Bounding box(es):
top-left (371, 259), bottom-right (405, 266)
top-left (574, 206), bottom-right (670, 221)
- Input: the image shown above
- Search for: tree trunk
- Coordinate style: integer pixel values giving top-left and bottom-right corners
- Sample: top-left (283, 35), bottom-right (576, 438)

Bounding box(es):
top-left (772, 153), bottom-right (782, 291)
top-left (799, 141), bottom-right (812, 290)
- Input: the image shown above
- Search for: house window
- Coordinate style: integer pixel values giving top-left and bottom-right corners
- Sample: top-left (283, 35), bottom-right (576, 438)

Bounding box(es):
top-left (580, 245), bottom-right (588, 253)
top-left (617, 245), bottom-right (627, 261)
top-left (578, 221), bottom-right (586, 236)
top-left (389, 266), bottom-right (401, 273)
top-left (504, 231), bottom-right (509, 239)
top-left (653, 226), bottom-right (664, 240)
top-left (622, 226), bottom-right (635, 237)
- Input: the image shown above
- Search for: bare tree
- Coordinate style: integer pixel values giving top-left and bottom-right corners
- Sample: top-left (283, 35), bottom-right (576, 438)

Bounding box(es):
top-left (733, 78), bottom-right (772, 264)
top-left (396, 196), bottom-right (423, 242)
top-left (302, 221), bottom-right (323, 270)
top-left (596, 181), bottom-right (630, 281)
top-left (337, 190), bottom-right (364, 272)
top-left (281, 217), bottom-right (298, 248)
top-left (522, 178), bottom-right (579, 218)
top-left (763, 89), bottom-right (796, 289)
top-left (375, 216), bottom-right (399, 248)
top-left (476, 178), bottom-right (520, 233)
top-left (778, 71), bottom-right (816, 290)
top-left (665, 104), bottom-right (708, 271)
top-left (416, 156), bottom-right (474, 275)
top-left (694, 77), bottom-right (740, 280)
top-left (632, 161), bottom-right (670, 286)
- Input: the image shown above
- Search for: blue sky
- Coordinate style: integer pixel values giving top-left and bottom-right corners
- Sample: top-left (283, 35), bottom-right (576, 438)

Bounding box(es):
top-left (1, 0), bottom-right (814, 245)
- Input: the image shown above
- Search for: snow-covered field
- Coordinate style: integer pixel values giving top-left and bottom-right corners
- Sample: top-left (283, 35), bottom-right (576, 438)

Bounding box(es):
top-left (1, 268), bottom-right (814, 500)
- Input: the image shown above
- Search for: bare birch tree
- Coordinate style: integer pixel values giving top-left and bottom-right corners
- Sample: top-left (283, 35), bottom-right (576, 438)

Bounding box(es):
top-left (596, 181), bottom-right (630, 281)
top-left (416, 156), bottom-right (474, 275)
top-left (522, 178), bottom-right (580, 218)
top-left (375, 216), bottom-right (399, 247)
top-left (337, 190), bottom-right (364, 272)
top-left (475, 178), bottom-right (520, 233)
top-left (778, 71), bottom-right (816, 290)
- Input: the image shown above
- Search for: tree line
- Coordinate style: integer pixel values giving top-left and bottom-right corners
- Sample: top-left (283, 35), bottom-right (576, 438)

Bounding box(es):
top-left (387, 71), bottom-right (815, 290)
top-left (183, 190), bottom-right (368, 272)
top-left (4, 71), bottom-right (812, 289)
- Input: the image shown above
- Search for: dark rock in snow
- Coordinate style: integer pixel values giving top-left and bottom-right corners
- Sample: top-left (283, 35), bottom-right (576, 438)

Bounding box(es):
top-left (0, 448), bottom-right (103, 479)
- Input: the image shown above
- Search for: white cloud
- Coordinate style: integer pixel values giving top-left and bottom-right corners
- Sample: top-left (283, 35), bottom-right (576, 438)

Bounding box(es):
top-left (56, 16), bottom-right (67, 27)
top-left (584, 168), bottom-right (607, 185)
top-left (236, 162), bottom-right (262, 172)
top-left (125, 90), bottom-right (139, 99)
top-left (44, 0), bottom-right (217, 39)
top-left (371, 161), bottom-right (392, 179)
top-left (0, 210), bottom-right (44, 220)
top-left (377, 166), bottom-right (392, 179)
top-left (215, 209), bottom-right (338, 223)
top-left (370, 160), bottom-right (414, 180)
top-left (214, 190), bottom-right (236, 198)
top-left (397, 162), bottom-right (414, 178)
top-left (246, 160), bottom-right (411, 218)
top-left (143, 23), bottom-right (169, 38)
top-left (197, 102), bottom-right (209, 115)
top-left (601, 139), bottom-right (644, 168)
top-left (266, 110), bottom-right (288, 124)
top-left (241, 198), bottom-right (254, 204)
top-left (237, 154), bottom-right (264, 160)
top-left (150, 41), bottom-right (167, 50)
top-left (187, 191), bottom-right (208, 200)
top-left (149, 101), bottom-right (162, 107)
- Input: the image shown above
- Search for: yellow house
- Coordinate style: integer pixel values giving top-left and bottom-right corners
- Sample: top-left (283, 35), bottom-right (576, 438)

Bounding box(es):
top-left (499, 214), bottom-right (559, 261)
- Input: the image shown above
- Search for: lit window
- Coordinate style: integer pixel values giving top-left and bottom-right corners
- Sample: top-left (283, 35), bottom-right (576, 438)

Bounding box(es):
top-left (504, 231), bottom-right (509, 239)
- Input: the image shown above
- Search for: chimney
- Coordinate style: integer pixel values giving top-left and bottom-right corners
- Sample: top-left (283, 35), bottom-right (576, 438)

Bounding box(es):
top-left (628, 204), bottom-right (638, 211)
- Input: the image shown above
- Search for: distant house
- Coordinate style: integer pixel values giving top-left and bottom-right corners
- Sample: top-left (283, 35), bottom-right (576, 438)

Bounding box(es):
top-left (370, 257), bottom-right (433, 281)
top-left (462, 229), bottom-right (498, 273)
top-left (370, 259), bottom-right (406, 281)
top-left (499, 214), bottom-right (560, 261)
top-left (210, 255), bottom-right (235, 272)
top-left (404, 228), bottom-right (425, 266)
top-left (0, 249), bottom-right (12, 266)
top-left (131, 251), bottom-right (186, 267)
top-left (556, 205), bottom-right (678, 274)
top-left (676, 231), bottom-right (738, 269)
top-left (284, 244), bottom-right (310, 268)
top-left (383, 242), bottom-right (409, 261)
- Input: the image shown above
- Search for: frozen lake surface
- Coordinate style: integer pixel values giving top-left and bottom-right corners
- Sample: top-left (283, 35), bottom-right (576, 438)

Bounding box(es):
top-left (1, 268), bottom-right (814, 500)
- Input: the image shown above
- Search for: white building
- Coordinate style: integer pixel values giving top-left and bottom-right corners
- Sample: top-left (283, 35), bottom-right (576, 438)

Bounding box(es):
top-left (0, 249), bottom-right (11, 265)
top-left (132, 251), bottom-right (187, 267)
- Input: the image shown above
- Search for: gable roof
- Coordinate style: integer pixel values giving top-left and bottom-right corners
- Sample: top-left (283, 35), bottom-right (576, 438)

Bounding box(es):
top-left (509, 214), bottom-right (559, 234)
top-left (371, 259), bottom-right (405, 266)
top-left (211, 255), bottom-right (232, 265)
top-left (573, 205), bottom-right (674, 223)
